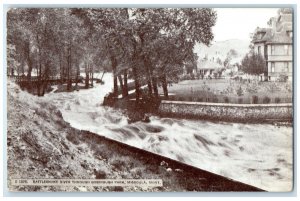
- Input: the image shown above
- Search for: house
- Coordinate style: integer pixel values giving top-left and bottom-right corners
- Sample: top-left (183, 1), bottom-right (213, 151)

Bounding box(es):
top-left (197, 59), bottom-right (224, 78)
top-left (252, 12), bottom-right (293, 81)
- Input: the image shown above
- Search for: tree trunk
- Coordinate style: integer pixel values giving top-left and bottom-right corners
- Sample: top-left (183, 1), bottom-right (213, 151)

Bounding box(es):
top-left (123, 69), bottom-right (128, 97)
top-left (152, 76), bottom-right (159, 98)
top-left (143, 57), bottom-right (153, 97)
top-left (37, 81), bottom-right (41, 96)
top-left (161, 74), bottom-right (168, 99)
top-left (100, 71), bottom-right (105, 81)
top-left (36, 65), bottom-right (39, 79)
top-left (39, 63), bottom-right (42, 79)
top-left (132, 65), bottom-right (140, 104)
top-left (37, 51), bottom-right (42, 96)
top-left (90, 64), bottom-right (94, 87)
top-left (85, 63), bottom-right (89, 89)
top-left (41, 81), bottom-right (47, 96)
top-left (25, 41), bottom-right (32, 81)
top-left (75, 59), bottom-right (79, 87)
top-left (41, 66), bottom-right (50, 96)
top-left (132, 39), bottom-right (141, 104)
top-left (118, 74), bottom-right (125, 98)
top-left (111, 56), bottom-right (118, 96)
top-left (67, 44), bottom-right (72, 91)
top-left (59, 53), bottom-right (63, 83)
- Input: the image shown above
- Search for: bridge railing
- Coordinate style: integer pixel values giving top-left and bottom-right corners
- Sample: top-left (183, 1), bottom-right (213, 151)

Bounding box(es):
top-left (9, 75), bottom-right (82, 83)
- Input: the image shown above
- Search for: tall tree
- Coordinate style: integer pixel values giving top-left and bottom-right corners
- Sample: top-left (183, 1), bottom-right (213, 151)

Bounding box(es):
top-left (241, 53), bottom-right (266, 75)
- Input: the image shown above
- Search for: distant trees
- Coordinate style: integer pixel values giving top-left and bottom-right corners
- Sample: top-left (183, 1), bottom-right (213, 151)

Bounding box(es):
top-left (241, 53), bottom-right (266, 75)
top-left (223, 49), bottom-right (238, 68)
top-left (227, 49), bottom-right (238, 58)
top-left (216, 57), bottom-right (222, 66)
top-left (185, 54), bottom-right (199, 75)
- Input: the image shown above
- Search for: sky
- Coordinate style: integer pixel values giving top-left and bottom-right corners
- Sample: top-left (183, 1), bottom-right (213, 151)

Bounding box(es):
top-left (213, 8), bottom-right (278, 42)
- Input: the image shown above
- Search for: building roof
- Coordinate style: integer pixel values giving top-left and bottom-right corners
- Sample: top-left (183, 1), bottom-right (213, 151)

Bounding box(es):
top-left (265, 31), bottom-right (292, 44)
top-left (252, 28), bottom-right (273, 43)
top-left (197, 60), bottom-right (223, 70)
top-left (252, 13), bottom-right (293, 45)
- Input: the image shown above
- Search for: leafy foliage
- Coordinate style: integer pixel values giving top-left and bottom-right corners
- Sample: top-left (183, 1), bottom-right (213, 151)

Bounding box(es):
top-left (241, 53), bottom-right (266, 75)
top-left (7, 8), bottom-right (217, 100)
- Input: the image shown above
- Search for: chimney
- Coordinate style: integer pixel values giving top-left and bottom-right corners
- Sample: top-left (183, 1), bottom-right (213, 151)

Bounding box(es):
top-left (271, 17), bottom-right (277, 31)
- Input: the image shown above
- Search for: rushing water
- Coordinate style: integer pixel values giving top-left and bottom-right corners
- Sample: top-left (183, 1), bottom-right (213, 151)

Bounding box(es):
top-left (43, 73), bottom-right (293, 192)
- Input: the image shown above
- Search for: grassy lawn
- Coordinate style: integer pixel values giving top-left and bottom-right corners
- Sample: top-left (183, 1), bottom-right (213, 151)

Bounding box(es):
top-left (158, 79), bottom-right (292, 104)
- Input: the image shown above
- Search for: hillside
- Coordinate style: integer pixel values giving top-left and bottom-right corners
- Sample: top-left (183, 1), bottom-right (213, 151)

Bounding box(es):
top-left (194, 39), bottom-right (250, 64)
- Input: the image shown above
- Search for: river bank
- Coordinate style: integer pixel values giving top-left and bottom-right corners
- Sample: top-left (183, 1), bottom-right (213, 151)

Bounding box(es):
top-left (105, 96), bottom-right (293, 125)
top-left (7, 80), bottom-right (264, 192)
top-left (34, 73), bottom-right (292, 191)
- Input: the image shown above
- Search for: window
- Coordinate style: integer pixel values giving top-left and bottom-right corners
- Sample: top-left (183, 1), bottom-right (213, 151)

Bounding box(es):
top-left (258, 46), bottom-right (261, 55)
top-left (271, 45), bottom-right (275, 55)
top-left (271, 62), bottom-right (275, 72)
top-left (284, 45), bottom-right (289, 55)
top-left (284, 62), bottom-right (288, 72)
top-left (257, 33), bottom-right (262, 39)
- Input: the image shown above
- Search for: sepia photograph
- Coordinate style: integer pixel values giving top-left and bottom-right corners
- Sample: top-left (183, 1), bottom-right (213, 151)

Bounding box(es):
top-left (5, 5), bottom-right (294, 193)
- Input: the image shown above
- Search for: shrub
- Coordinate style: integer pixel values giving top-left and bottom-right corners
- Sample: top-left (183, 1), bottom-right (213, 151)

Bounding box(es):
top-left (238, 98), bottom-right (243, 104)
top-left (178, 97), bottom-right (184, 101)
top-left (213, 72), bottom-right (218, 79)
top-left (278, 74), bottom-right (288, 82)
top-left (237, 86), bottom-right (243, 96)
top-left (284, 83), bottom-right (292, 93)
top-left (94, 169), bottom-right (107, 179)
top-left (212, 97), bottom-right (218, 103)
top-left (252, 95), bottom-right (258, 104)
top-left (189, 96), bottom-right (194, 102)
top-left (275, 97), bottom-right (281, 103)
top-left (130, 167), bottom-right (143, 179)
top-left (168, 96), bottom-right (175, 101)
top-left (197, 97), bottom-right (203, 102)
top-left (110, 157), bottom-right (127, 171)
top-left (181, 74), bottom-right (192, 80)
top-left (263, 96), bottom-right (271, 104)
top-left (223, 96), bottom-right (229, 103)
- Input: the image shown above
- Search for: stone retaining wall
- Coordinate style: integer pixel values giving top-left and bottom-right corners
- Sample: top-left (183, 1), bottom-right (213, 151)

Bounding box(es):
top-left (158, 100), bottom-right (293, 122)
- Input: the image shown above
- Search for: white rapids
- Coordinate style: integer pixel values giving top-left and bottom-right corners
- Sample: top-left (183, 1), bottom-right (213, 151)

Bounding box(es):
top-left (42, 73), bottom-right (293, 192)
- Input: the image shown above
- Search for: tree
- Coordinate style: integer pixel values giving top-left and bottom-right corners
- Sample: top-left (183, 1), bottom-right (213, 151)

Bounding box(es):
top-left (7, 8), bottom-right (39, 80)
top-left (227, 49), bottom-right (238, 58)
top-left (7, 8), bottom-right (217, 102)
top-left (216, 57), bottom-right (222, 66)
top-left (241, 53), bottom-right (266, 75)
top-left (85, 8), bottom-right (132, 97)
top-left (7, 8), bottom-right (87, 95)
top-left (132, 8), bottom-right (217, 99)
top-left (84, 8), bottom-right (216, 102)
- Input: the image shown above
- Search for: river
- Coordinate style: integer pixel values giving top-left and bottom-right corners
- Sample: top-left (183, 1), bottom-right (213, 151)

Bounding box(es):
top-left (43, 73), bottom-right (293, 192)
